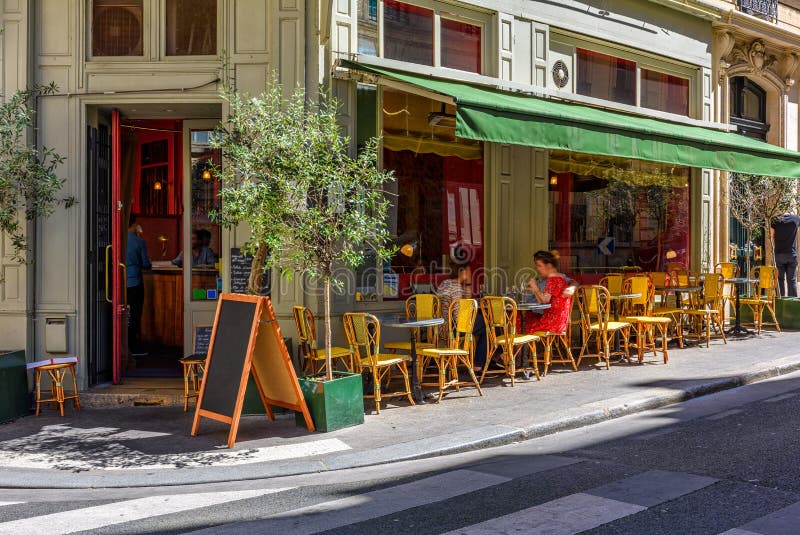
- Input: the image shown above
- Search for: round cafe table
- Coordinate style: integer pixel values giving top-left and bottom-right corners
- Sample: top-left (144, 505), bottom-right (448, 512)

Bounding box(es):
top-left (724, 277), bottom-right (758, 337)
top-left (378, 315), bottom-right (445, 403)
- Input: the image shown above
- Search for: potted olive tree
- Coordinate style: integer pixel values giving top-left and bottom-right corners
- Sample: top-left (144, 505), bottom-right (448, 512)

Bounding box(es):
top-left (212, 76), bottom-right (394, 431)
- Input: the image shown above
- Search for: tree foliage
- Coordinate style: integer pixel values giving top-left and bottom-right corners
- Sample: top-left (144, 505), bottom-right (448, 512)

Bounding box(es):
top-left (0, 83), bottom-right (68, 263)
top-left (212, 75), bottom-right (395, 380)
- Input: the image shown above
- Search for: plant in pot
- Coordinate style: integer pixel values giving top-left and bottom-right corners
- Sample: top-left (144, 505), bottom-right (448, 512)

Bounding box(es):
top-left (211, 73), bottom-right (394, 431)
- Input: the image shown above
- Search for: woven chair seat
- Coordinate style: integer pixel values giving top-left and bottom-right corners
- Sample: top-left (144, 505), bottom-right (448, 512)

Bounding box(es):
top-left (589, 321), bottom-right (630, 331)
top-left (384, 341), bottom-right (437, 351)
top-left (360, 354), bottom-right (411, 367)
top-left (498, 334), bottom-right (540, 345)
top-left (653, 307), bottom-right (683, 315)
top-left (307, 346), bottom-right (353, 360)
top-left (624, 316), bottom-right (672, 324)
top-left (739, 297), bottom-right (770, 305)
top-left (421, 347), bottom-right (469, 357)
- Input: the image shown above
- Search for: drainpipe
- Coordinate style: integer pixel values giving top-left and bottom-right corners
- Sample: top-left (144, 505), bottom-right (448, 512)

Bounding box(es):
top-left (25, 0), bottom-right (38, 363)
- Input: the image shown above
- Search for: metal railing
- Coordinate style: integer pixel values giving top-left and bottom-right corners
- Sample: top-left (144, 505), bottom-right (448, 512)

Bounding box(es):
top-left (737, 0), bottom-right (779, 22)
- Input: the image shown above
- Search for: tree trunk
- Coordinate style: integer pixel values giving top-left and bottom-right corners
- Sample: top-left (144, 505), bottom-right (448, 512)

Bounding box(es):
top-left (323, 276), bottom-right (333, 381)
top-left (248, 243), bottom-right (269, 294)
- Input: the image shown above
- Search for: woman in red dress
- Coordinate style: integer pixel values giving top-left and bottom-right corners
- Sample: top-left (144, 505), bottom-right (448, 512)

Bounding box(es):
top-left (522, 250), bottom-right (573, 335)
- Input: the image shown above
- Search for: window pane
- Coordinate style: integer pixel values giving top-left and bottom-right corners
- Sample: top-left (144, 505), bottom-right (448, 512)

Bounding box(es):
top-left (547, 152), bottom-right (690, 282)
top-left (441, 18), bottom-right (481, 73)
top-left (576, 49), bottom-right (636, 106)
top-left (384, 0), bottom-right (433, 66)
top-left (358, 0), bottom-right (378, 56)
top-left (92, 0), bottom-right (143, 57)
top-left (188, 130), bottom-right (221, 301)
top-left (641, 69), bottom-right (689, 116)
top-left (166, 0), bottom-right (217, 56)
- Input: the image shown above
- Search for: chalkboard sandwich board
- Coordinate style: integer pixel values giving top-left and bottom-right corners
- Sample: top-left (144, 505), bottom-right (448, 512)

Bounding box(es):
top-left (191, 293), bottom-right (314, 448)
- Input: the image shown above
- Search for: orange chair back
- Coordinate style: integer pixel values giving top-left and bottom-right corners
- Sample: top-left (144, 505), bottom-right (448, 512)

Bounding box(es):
top-left (600, 274), bottom-right (623, 296)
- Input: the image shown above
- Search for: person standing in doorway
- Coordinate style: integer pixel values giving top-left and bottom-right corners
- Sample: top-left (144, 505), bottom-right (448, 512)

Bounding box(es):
top-left (770, 212), bottom-right (800, 297)
top-left (126, 214), bottom-right (151, 355)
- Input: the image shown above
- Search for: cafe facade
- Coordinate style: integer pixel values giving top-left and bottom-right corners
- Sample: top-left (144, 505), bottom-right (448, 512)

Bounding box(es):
top-left (2, 0), bottom-right (800, 390)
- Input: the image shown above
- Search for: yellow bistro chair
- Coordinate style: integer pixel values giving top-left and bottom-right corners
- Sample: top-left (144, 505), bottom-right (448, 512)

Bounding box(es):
top-left (740, 266), bottom-right (781, 334)
top-left (420, 299), bottom-right (483, 402)
top-left (293, 306), bottom-right (354, 375)
top-left (600, 273), bottom-right (624, 296)
top-left (715, 262), bottom-right (740, 325)
top-left (342, 313), bottom-right (414, 414)
top-left (534, 297), bottom-right (578, 376)
top-left (622, 276), bottom-right (672, 364)
top-left (682, 272), bottom-right (728, 347)
top-left (385, 294), bottom-right (442, 357)
top-left (576, 285), bottom-right (631, 369)
top-left (479, 296), bottom-right (540, 386)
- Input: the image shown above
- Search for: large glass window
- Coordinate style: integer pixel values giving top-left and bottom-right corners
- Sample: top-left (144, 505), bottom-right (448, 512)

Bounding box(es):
top-left (166, 0), bottom-right (217, 56)
top-left (188, 130), bottom-right (222, 301)
top-left (547, 151), bottom-right (690, 282)
top-left (92, 0), bottom-right (144, 57)
top-left (441, 18), bottom-right (481, 73)
top-left (576, 49), bottom-right (636, 106)
top-left (383, 0), bottom-right (434, 66)
top-left (641, 69), bottom-right (689, 116)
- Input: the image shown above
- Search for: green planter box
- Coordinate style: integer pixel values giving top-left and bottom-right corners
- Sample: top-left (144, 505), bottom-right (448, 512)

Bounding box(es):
top-left (0, 350), bottom-right (30, 423)
top-left (295, 371), bottom-right (364, 432)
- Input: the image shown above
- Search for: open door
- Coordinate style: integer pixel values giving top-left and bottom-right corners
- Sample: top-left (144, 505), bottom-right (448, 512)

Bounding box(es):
top-left (111, 109), bottom-right (128, 384)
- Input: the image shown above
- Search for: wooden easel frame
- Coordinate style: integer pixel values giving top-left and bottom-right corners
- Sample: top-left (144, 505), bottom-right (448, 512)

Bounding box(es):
top-left (191, 293), bottom-right (265, 448)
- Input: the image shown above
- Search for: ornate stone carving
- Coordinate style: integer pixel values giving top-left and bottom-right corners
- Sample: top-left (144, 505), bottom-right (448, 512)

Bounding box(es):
top-left (729, 39), bottom-right (778, 75)
top-left (779, 52), bottom-right (800, 90)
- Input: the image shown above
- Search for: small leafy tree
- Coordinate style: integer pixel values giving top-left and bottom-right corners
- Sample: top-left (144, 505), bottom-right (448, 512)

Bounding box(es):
top-left (727, 173), bottom-right (798, 277)
top-left (0, 83), bottom-right (67, 264)
top-left (213, 77), bottom-right (395, 381)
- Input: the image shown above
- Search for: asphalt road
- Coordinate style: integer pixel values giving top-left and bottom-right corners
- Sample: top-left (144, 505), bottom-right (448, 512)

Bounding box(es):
top-left (3, 370), bottom-right (800, 534)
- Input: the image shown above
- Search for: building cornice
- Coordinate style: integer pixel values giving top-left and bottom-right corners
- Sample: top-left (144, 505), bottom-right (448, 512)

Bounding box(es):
top-left (646, 0), bottom-right (723, 21)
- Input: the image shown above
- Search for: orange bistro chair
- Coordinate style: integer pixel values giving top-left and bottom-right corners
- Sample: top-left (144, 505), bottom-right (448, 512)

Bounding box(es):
top-left (740, 265), bottom-right (781, 334)
top-left (576, 285), bottom-right (631, 369)
top-left (682, 272), bottom-right (728, 347)
top-left (385, 294), bottom-right (441, 359)
top-left (293, 306), bottom-right (354, 375)
top-left (621, 276), bottom-right (672, 364)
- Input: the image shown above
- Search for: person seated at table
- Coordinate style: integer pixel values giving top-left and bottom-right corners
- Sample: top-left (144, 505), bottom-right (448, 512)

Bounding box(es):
top-left (519, 250), bottom-right (574, 335)
top-left (172, 230), bottom-right (217, 267)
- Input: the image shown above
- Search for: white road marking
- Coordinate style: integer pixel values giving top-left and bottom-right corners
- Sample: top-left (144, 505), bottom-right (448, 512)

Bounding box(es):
top-left (0, 502), bottom-right (22, 507)
top-left (0, 424), bottom-right (350, 470)
top-left (444, 493), bottom-right (645, 535)
top-left (0, 488), bottom-right (291, 535)
top-left (192, 469), bottom-right (510, 535)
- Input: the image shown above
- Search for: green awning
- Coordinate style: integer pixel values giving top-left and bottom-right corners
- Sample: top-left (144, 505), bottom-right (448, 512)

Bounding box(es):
top-left (344, 61), bottom-right (800, 178)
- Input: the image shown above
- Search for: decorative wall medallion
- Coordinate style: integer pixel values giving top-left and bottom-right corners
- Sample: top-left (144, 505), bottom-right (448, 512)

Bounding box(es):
top-left (552, 60), bottom-right (570, 89)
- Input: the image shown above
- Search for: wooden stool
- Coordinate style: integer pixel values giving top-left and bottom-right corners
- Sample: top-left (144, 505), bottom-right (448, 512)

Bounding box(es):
top-left (180, 357), bottom-right (206, 412)
top-left (34, 362), bottom-right (80, 416)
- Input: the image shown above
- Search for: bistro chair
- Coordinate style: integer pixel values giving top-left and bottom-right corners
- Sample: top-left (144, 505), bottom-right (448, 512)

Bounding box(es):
top-left (715, 262), bottom-right (740, 325)
top-left (682, 272), bottom-right (728, 347)
top-left (651, 272), bottom-right (686, 349)
top-left (342, 313), bottom-right (414, 414)
top-left (533, 298), bottom-right (578, 376)
top-left (649, 271), bottom-right (670, 306)
top-left (420, 299), bottom-right (483, 402)
top-left (480, 296), bottom-right (540, 386)
top-left (576, 285), bottom-right (631, 369)
top-left (621, 276), bottom-right (672, 364)
top-left (293, 306), bottom-right (354, 375)
top-left (740, 266), bottom-right (781, 334)
top-left (385, 294), bottom-right (441, 359)
top-left (600, 273), bottom-right (624, 296)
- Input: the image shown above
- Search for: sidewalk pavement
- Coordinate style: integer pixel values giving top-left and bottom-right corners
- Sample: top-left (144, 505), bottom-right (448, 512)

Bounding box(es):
top-left (2, 331), bottom-right (800, 489)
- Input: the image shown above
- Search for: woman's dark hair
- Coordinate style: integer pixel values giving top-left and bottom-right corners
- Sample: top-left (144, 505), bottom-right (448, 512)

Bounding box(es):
top-left (532, 250), bottom-right (559, 268)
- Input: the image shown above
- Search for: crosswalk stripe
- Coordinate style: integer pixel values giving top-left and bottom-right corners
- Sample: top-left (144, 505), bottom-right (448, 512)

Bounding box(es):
top-left (0, 502), bottom-right (21, 508)
top-left (443, 493), bottom-right (646, 535)
top-left (724, 501), bottom-right (800, 534)
top-left (0, 488), bottom-right (291, 535)
top-left (190, 469), bottom-right (510, 535)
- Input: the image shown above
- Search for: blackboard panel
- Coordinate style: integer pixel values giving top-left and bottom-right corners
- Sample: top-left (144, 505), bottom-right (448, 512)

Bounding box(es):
top-left (230, 248), bottom-right (270, 295)
top-left (193, 325), bottom-right (213, 356)
top-left (200, 299), bottom-right (257, 418)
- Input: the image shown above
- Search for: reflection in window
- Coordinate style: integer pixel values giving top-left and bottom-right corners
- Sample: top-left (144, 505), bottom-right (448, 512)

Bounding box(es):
top-left (641, 69), bottom-right (689, 116)
top-left (187, 130), bottom-right (222, 300)
top-left (92, 0), bottom-right (144, 57)
top-left (576, 49), bottom-right (636, 106)
top-left (358, 0), bottom-right (378, 56)
top-left (166, 0), bottom-right (217, 56)
top-left (441, 18), bottom-right (481, 73)
top-left (384, 0), bottom-right (434, 66)
top-left (547, 151), bottom-right (690, 280)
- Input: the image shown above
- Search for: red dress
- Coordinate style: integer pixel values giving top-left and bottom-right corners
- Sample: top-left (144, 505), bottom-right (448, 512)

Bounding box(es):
top-left (522, 276), bottom-right (572, 335)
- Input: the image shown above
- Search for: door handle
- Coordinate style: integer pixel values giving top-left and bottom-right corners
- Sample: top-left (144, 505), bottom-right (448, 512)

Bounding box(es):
top-left (119, 263), bottom-right (128, 306)
top-left (104, 245), bottom-right (113, 303)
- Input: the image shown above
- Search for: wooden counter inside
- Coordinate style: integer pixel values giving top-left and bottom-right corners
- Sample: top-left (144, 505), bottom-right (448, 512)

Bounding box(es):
top-left (142, 268), bottom-right (183, 347)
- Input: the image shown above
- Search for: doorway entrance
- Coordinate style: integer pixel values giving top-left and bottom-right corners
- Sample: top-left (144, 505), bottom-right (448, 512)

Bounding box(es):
top-left (86, 105), bottom-right (222, 386)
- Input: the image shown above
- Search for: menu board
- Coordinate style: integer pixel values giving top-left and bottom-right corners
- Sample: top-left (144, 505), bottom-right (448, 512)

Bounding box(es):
top-left (230, 248), bottom-right (270, 295)
top-left (193, 325), bottom-right (213, 356)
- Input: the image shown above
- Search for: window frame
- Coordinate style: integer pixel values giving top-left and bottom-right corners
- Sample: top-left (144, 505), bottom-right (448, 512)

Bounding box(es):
top-left (370, 0), bottom-right (489, 75)
top-left (159, 0), bottom-right (222, 61)
top-left (88, 0), bottom-right (149, 61)
top-left (639, 66), bottom-right (692, 117)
